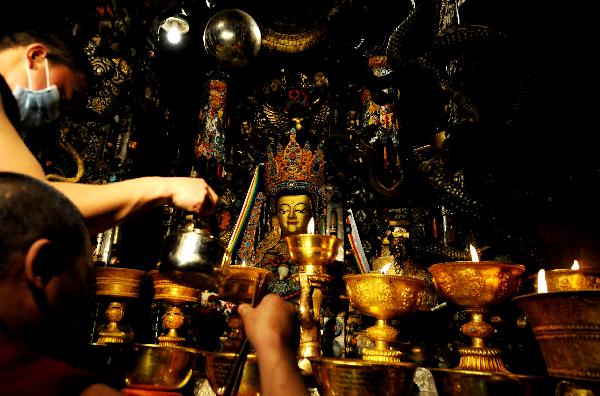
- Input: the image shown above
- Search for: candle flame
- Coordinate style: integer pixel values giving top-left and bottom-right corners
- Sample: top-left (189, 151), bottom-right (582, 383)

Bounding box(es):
top-left (380, 263), bottom-right (392, 274)
top-left (537, 269), bottom-right (548, 293)
top-left (571, 260), bottom-right (580, 270)
top-left (469, 244), bottom-right (479, 262)
top-left (307, 218), bottom-right (315, 234)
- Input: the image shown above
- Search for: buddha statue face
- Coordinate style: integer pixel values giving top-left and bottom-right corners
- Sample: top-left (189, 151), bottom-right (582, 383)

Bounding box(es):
top-left (277, 194), bottom-right (313, 236)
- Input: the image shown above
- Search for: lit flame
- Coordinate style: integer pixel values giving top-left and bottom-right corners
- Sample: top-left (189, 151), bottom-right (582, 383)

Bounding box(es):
top-left (307, 218), bottom-right (315, 234)
top-left (571, 260), bottom-right (580, 270)
top-left (380, 263), bottom-right (392, 274)
top-left (469, 244), bottom-right (479, 262)
top-left (537, 269), bottom-right (548, 293)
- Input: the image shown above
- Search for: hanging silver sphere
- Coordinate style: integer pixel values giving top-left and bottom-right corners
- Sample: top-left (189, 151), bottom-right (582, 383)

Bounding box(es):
top-left (203, 9), bottom-right (261, 68)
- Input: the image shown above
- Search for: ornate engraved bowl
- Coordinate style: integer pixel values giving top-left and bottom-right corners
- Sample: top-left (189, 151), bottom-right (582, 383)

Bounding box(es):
top-left (428, 261), bottom-right (525, 308)
top-left (513, 290), bottom-right (600, 381)
top-left (218, 265), bottom-right (274, 304)
top-left (344, 274), bottom-right (426, 362)
top-left (150, 270), bottom-right (200, 304)
top-left (429, 368), bottom-right (553, 396)
top-left (201, 351), bottom-right (260, 396)
top-left (310, 357), bottom-right (416, 396)
top-left (344, 274), bottom-right (426, 318)
top-left (123, 343), bottom-right (199, 390)
top-left (531, 269), bottom-right (600, 292)
top-left (428, 261), bottom-right (525, 373)
top-left (95, 267), bottom-right (147, 298)
top-left (285, 234), bottom-right (342, 275)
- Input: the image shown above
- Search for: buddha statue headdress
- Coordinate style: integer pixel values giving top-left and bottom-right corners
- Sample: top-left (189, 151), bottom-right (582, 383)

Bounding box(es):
top-left (265, 129), bottom-right (326, 211)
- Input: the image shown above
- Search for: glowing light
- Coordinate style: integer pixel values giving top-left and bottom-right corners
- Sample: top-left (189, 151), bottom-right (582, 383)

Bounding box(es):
top-left (469, 244), bottom-right (479, 262)
top-left (537, 269), bottom-right (548, 293)
top-left (167, 27), bottom-right (182, 44)
top-left (220, 30), bottom-right (234, 40)
top-left (307, 218), bottom-right (315, 234)
top-left (571, 260), bottom-right (580, 270)
top-left (380, 263), bottom-right (392, 274)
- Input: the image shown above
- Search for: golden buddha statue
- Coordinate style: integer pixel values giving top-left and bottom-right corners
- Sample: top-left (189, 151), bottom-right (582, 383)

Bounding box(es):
top-left (236, 129), bottom-right (325, 299)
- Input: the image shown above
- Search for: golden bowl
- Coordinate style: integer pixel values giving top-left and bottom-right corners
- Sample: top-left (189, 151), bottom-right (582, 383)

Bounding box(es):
top-left (429, 368), bottom-right (553, 396)
top-left (201, 351), bottom-right (260, 396)
top-left (531, 269), bottom-right (600, 292)
top-left (343, 274), bottom-right (426, 318)
top-left (95, 267), bottom-right (147, 298)
top-left (310, 357), bottom-right (416, 396)
top-left (285, 234), bottom-right (342, 275)
top-left (428, 261), bottom-right (525, 308)
top-left (150, 270), bottom-right (200, 304)
top-left (513, 291), bottom-right (600, 381)
top-left (123, 343), bottom-right (199, 390)
top-left (219, 265), bottom-right (274, 304)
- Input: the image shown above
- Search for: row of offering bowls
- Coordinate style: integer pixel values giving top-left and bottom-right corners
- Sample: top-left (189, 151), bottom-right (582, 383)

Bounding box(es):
top-left (95, 252), bottom-right (600, 394)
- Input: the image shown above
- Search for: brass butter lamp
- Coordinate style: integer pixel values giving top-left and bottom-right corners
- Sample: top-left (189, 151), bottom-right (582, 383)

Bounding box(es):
top-left (94, 267), bottom-right (146, 344)
top-left (285, 218), bottom-right (342, 359)
top-left (428, 251), bottom-right (524, 373)
top-left (218, 265), bottom-right (274, 350)
top-left (344, 273), bottom-right (426, 363)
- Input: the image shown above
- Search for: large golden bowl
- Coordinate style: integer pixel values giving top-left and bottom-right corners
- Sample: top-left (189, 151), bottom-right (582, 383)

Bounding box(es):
top-left (513, 290), bottom-right (600, 381)
top-left (429, 368), bottom-right (553, 396)
top-left (285, 234), bottom-right (342, 274)
top-left (201, 351), bottom-right (260, 396)
top-left (219, 265), bottom-right (274, 304)
top-left (123, 343), bottom-right (199, 390)
top-left (95, 267), bottom-right (147, 298)
top-left (428, 261), bottom-right (525, 307)
top-left (343, 274), bottom-right (426, 319)
top-left (310, 357), bottom-right (416, 396)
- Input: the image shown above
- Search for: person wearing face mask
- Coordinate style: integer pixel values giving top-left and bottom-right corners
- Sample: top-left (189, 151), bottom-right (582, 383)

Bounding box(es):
top-left (12, 56), bottom-right (60, 131)
top-left (0, 31), bottom-right (219, 234)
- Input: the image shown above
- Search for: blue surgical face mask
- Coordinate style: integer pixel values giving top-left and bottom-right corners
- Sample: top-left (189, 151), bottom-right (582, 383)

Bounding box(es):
top-left (12, 58), bottom-right (60, 130)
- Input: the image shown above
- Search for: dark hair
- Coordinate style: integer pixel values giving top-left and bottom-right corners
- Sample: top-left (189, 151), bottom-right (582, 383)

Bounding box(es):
top-left (0, 172), bottom-right (90, 278)
top-left (0, 31), bottom-right (87, 76)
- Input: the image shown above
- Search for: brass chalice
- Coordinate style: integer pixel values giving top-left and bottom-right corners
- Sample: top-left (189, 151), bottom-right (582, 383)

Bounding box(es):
top-left (428, 261), bottom-right (525, 373)
top-left (218, 265), bottom-right (274, 350)
top-left (94, 267), bottom-right (146, 344)
top-left (343, 274), bottom-right (426, 363)
top-left (150, 270), bottom-right (201, 347)
top-left (285, 234), bottom-right (342, 359)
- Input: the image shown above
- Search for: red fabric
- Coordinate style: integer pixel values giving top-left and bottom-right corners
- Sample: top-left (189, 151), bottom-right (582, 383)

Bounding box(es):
top-left (0, 332), bottom-right (98, 396)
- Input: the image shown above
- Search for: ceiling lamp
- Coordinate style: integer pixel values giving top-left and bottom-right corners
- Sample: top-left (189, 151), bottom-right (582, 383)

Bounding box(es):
top-left (159, 10), bottom-right (190, 45)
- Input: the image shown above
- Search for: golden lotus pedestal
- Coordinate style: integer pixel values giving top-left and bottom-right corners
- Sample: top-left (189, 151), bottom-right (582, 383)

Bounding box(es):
top-left (150, 270), bottom-right (200, 347)
top-left (218, 265), bottom-right (274, 350)
top-left (94, 267), bottom-right (147, 344)
top-left (285, 234), bottom-right (342, 359)
top-left (344, 274), bottom-right (426, 363)
top-left (429, 261), bottom-right (525, 373)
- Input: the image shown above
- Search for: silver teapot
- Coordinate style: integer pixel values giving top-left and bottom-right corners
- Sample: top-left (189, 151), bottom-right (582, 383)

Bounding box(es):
top-left (157, 214), bottom-right (229, 290)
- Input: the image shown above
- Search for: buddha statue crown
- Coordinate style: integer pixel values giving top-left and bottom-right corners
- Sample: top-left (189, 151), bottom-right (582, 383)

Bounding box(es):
top-left (265, 129), bottom-right (325, 199)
